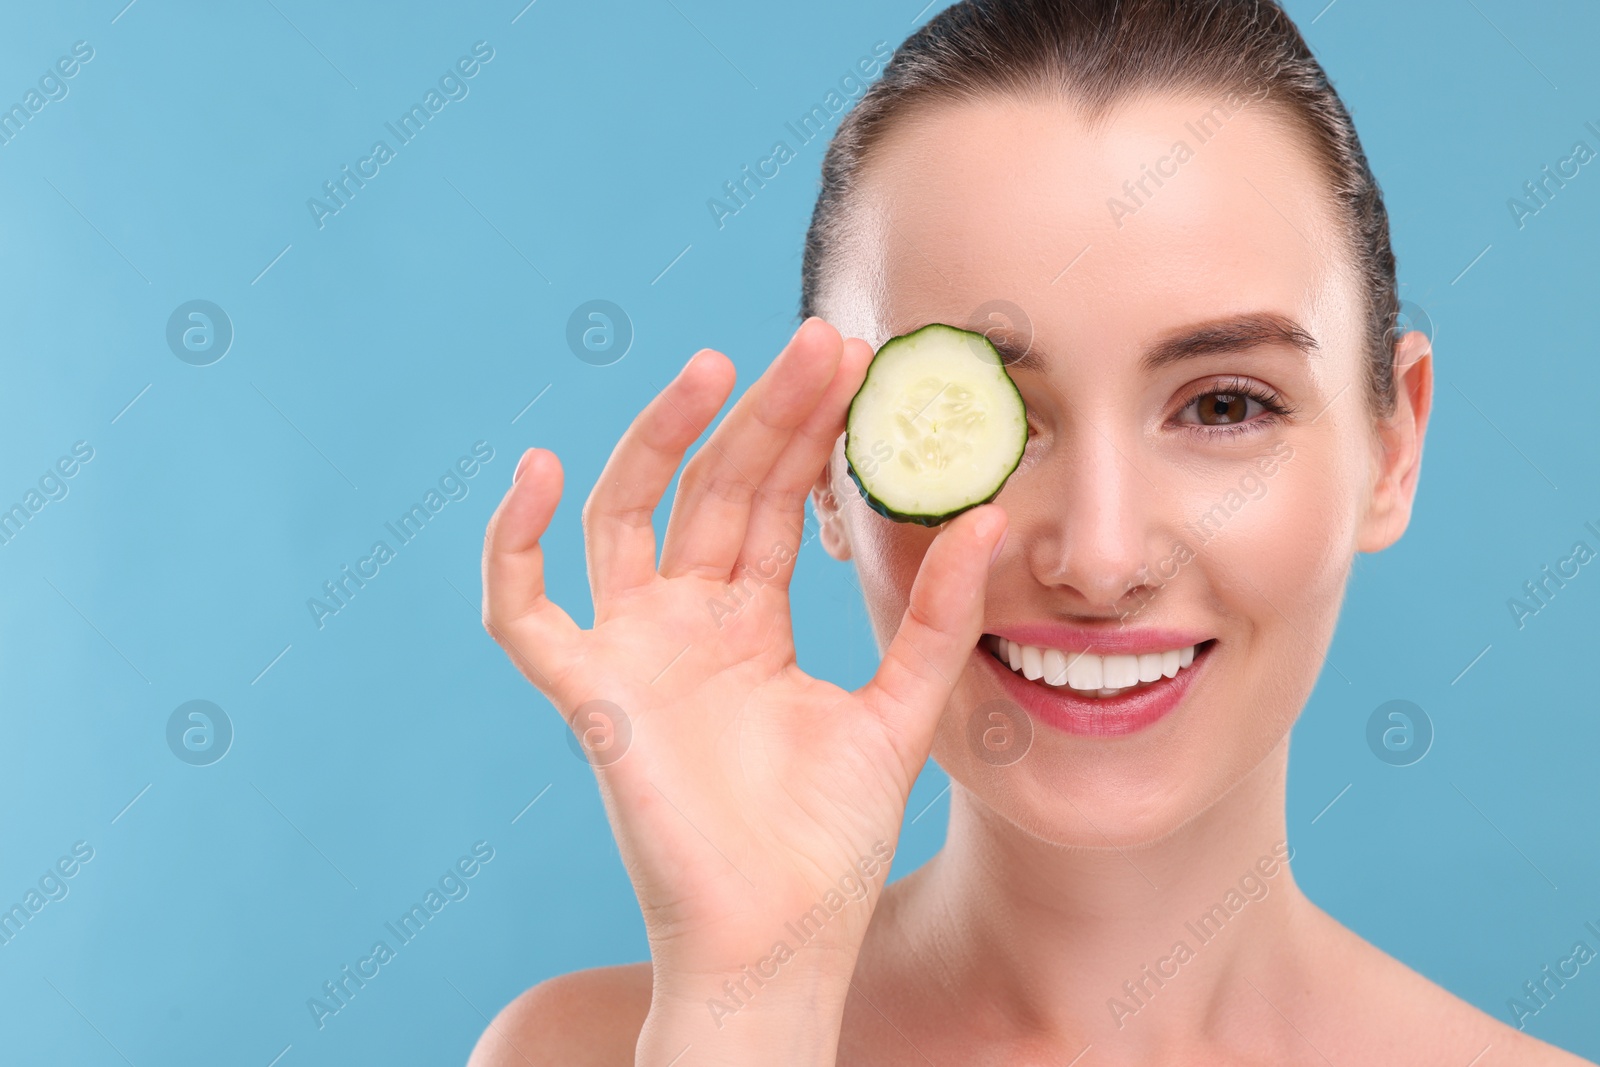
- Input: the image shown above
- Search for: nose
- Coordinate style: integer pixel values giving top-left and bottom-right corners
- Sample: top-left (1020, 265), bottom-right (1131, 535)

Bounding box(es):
top-left (1018, 428), bottom-right (1166, 615)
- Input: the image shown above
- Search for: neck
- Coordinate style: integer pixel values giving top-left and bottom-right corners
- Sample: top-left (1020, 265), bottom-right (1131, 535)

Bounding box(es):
top-left (885, 741), bottom-right (1312, 1059)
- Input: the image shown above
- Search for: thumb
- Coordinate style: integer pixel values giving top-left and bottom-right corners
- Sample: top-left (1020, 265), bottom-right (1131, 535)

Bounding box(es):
top-left (859, 504), bottom-right (1007, 777)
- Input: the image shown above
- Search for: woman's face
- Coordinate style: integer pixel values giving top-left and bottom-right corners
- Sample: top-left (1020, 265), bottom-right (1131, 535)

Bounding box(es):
top-left (814, 92), bottom-right (1430, 847)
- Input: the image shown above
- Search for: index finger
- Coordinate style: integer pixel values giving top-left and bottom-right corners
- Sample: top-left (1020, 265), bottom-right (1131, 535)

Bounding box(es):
top-left (581, 349), bottom-right (737, 604)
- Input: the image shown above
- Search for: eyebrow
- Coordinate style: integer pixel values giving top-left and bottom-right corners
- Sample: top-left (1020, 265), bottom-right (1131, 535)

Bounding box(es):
top-left (1140, 313), bottom-right (1319, 370)
top-left (970, 312), bottom-right (1319, 373)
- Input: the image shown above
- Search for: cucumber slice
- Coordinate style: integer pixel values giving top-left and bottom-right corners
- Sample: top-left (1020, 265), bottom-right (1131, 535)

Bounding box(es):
top-left (844, 323), bottom-right (1027, 526)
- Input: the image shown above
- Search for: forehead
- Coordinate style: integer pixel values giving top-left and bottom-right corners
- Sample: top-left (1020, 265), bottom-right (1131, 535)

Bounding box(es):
top-left (843, 92), bottom-right (1360, 358)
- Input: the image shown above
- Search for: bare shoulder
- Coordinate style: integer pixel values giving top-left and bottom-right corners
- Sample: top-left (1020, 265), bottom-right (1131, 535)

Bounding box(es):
top-left (1310, 907), bottom-right (1594, 1066)
top-left (465, 962), bottom-right (653, 1067)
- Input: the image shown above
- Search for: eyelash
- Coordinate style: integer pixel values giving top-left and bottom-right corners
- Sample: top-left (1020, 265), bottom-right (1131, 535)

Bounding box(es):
top-left (1174, 376), bottom-right (1295, 437)
top-left (1016, 377), bottom-right (1294, 447)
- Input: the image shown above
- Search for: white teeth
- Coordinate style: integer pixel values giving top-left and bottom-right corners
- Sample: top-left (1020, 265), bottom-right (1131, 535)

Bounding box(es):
top-left (1161, 649), bottom-right (1180, 679)
top-left (992, 637), bottom-right (1203, 696)
top-left (1065, 650), bottom-right (1102, 690)
top-left (1103, 654), bottom-right (1140, 689)
top-left (1021, 644), bottom-right (1044, 681)
top-left (1042, 648), bottom-right (1069, 686)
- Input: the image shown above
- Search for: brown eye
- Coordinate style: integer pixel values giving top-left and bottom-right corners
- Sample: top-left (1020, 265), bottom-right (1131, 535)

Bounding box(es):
top-left (1175, 383), bottom-right (1284, 431)
top-left (1196, 393), bottom-right (1250, 425)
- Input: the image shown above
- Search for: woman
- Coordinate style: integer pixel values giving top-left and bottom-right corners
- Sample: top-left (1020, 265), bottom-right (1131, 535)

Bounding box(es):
top-left (470, 1), bottom-right (1590, 1063)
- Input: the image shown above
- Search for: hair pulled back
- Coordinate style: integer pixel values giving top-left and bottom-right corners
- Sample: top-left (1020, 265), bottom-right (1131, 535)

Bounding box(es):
top-left (800, 0), bottom-right (1400, 414)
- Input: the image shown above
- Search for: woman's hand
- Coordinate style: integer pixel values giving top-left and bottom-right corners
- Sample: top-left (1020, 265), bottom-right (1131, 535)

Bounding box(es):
top-left (480, 318), bottom-right (1006, 1060)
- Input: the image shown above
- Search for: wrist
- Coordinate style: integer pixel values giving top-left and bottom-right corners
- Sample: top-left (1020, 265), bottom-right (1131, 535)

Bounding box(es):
top-left (638, 960), bottom-right (855, 1066)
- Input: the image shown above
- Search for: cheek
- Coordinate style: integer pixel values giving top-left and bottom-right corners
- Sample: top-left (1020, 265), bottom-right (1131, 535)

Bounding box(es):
top-left (1200, 468), bottom-right (1352, 600)
top-left (1188, 442), bottom-right (1361, 698)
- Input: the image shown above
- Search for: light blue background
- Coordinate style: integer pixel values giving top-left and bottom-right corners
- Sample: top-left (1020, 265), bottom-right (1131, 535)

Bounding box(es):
top-left (0, 0), bottom-right (1596, 1062)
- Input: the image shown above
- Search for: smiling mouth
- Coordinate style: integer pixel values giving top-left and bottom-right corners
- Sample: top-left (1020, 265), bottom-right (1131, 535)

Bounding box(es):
top-left (982, 634), bottom-right (1215, 699)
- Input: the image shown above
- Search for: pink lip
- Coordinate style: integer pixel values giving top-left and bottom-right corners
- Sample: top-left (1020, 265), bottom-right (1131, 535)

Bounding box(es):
top-left (977, 638), bottom-right (1213, 737)
top-left (987, 624), bottom-right (1212, 656)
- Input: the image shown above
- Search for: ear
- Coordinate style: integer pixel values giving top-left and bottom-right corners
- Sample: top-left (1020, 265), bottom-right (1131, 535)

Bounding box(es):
top-left (809, 447), bottom-right (854, 562)
top-left (1358, 329), bottom-right (1433, 553)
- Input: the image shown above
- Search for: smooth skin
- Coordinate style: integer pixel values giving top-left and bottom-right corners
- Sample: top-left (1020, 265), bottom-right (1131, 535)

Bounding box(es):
top-left (470, 92), bottom-right (1591, 1066)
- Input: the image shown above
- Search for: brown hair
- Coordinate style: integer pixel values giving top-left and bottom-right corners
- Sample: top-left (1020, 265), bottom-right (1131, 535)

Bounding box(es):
top-left (800, 0), bottom-right (1400, 415)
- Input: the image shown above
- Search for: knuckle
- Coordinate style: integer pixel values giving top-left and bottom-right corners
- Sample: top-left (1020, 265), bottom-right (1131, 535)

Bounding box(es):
top-left (755, 486), bottom-right (805, 521)
top-left (699, 470), bottom-right (753, 507)
top-left (674, 456), bottom-right (708, 495)
top-left (902, 596), bottom-right (944, 640)
top-left (480, 599), bottom-right (513, 642)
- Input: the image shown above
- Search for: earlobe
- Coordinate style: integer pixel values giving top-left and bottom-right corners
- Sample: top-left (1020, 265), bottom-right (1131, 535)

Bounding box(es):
top-left (1358, 330), bottom-right (1433, 553)
top-left (810, 455), bottom-right (855, 562)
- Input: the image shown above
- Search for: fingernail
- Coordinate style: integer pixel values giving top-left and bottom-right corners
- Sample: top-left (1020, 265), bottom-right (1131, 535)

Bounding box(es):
top-left (681, 349), bottom-right (714, 378)
top-left (513, 449), bottom-right (534, 483)
top-left (989, 524), bottom-right (1008, 564)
